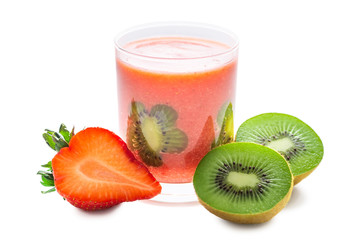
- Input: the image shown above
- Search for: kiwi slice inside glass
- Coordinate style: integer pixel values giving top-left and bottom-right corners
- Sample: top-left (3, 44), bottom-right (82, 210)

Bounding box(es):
top-left (127, 101), bottom-right (188, 167)
top-left (193, 142), bottom-right (293, 224)
top-left (212, 102), bottom-right (234, 148)
top-left (236, 113), bottom-right (324, 185)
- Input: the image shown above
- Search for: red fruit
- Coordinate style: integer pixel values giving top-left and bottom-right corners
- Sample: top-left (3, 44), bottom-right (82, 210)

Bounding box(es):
top-left (52, 127), bottom-right (161, 210)
top-left (185, 116), bottom-right (215, 166)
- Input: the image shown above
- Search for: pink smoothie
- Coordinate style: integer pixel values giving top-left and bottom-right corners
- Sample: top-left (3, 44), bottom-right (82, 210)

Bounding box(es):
top-left (116, 37), bottom-right (237, 183)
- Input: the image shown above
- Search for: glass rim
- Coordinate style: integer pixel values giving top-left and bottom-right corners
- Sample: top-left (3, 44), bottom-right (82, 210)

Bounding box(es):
top-left (114, 21), bottom-right (239, 61)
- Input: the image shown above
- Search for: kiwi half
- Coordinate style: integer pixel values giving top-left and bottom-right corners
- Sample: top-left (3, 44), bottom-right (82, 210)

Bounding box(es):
top-left (193, 142), bottom-right (293, 224)
top-left (127, 101), bottom-right (188, 167)
top-left (236, 113), bottom-right (324, 185)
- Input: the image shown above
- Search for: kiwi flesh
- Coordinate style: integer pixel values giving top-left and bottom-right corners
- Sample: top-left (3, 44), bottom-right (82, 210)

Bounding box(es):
top-left (193, 142), bottom-right (293, 224)
top-left (236, 113), bottom-right (324, 185)
top-left (212, 102), bottom-right (234, 148)
top-left (127, 101), bottom-right (188, 167)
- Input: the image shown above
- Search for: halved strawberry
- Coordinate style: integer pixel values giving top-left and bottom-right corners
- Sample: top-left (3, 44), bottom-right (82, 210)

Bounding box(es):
top-left (38, 125), bottom-right (161, 210)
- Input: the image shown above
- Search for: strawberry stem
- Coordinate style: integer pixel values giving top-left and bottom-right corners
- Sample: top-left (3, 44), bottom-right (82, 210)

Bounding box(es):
top-left (38, 124), bottom-right (75, 194)
top-left (37, 161), bottom-right (55, 194)
top-left (43, 124), bottom-right (74, 152)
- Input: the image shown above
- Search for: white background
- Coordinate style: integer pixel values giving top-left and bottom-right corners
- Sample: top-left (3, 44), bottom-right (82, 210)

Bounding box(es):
top-left (1, 0), bottom-right (359, 239)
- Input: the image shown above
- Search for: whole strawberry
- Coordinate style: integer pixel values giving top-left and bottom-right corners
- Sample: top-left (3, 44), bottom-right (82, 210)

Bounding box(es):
top-left (37, 124), bottom-right (161, 210)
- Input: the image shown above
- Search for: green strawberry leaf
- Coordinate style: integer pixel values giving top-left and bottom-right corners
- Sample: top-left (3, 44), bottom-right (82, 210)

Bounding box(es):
top-left (41, 161), bottom-right (52, 171)
top-left (59, 124), bottom-right (74, 143)
top-left (40, 177), bottom-right (54, 187)
top-left (43, 132), bottom-right (56, 150)
top-left (41, 187), bottom-right (56, 194)
top-left (43, 124), bottom-right (73, 152)
top-left (39, 124), bottom-right (75, 194)
top-left (37, 169), bottom-right (55, 193)
top-left (53, 136), bottom-right (68, 152)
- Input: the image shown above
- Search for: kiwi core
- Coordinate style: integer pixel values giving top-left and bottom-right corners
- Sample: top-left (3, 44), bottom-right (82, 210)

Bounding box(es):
top-left (141, 117), bottom-right (161, 152)
top-left (265, 137), bottom-right (295, 153)
top-left (226, 172), bottom-right (259, 188)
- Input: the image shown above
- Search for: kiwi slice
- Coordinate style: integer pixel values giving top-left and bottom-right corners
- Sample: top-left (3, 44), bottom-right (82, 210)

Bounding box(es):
top-left (212, 102), bottom-right (234, 148)
top-left (127, 101), bottom-right (188, 167)
top-left (193, 142), bottom-right (293, 224)
top-left (236, 113), bottom-right (324, 185)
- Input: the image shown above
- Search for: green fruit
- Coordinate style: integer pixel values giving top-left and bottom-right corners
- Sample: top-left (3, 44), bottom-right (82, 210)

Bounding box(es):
top-left (212, 102), bottom-right (234, 148)
top-left (193, 142), bottom-right (293, 224)
top-left (236, 113), bottom-right (324, 185)
top-left (127, 101), bottom-right (188, 167)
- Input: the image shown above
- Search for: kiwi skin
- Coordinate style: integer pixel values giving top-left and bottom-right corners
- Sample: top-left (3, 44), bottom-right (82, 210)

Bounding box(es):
top-left (198, 181), bottom-right (293, 224)
top-left (293, 168), bottom-right (316, 185)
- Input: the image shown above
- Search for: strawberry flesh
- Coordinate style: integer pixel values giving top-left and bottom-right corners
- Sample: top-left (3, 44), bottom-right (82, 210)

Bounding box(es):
top-left (52, 127), bottom-right (161, 210)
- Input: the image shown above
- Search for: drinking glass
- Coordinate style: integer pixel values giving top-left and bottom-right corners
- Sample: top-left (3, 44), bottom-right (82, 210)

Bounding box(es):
top-left (114, 22), bottom-right (238, 202)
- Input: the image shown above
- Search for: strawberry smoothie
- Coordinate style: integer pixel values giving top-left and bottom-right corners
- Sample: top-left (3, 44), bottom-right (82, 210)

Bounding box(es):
top-left (115, 26), bottom-right (238, 184)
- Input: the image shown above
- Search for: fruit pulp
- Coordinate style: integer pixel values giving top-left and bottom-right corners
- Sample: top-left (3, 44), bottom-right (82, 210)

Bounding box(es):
top-left (116, 37), bottom-right (237, 183)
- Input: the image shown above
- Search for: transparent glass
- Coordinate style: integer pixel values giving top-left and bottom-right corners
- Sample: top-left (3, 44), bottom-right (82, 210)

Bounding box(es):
top-left (114, 22), bottom-right (238, 202)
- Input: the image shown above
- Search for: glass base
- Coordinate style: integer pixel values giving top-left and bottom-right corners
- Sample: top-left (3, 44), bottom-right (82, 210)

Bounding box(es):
top-left (149, 182), bottom-right (198, 203)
